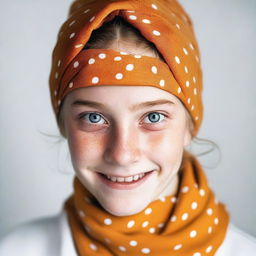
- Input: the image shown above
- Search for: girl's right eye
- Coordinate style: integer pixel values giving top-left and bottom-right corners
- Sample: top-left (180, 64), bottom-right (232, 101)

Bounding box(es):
top-left (79, 112), bottom-right (107, 125)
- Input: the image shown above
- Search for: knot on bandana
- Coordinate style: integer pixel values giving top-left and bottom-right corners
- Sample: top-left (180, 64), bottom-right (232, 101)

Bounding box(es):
top-left (49, 0), bottom-right (203, 136)
top-left (64, 151), bottom-right (230, 256)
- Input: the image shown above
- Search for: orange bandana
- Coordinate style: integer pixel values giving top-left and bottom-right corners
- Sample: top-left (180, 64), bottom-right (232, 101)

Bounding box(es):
top-left (49, 0), bottom-right (203, 136)
top-left (64, 151), bottom-right (230, 256)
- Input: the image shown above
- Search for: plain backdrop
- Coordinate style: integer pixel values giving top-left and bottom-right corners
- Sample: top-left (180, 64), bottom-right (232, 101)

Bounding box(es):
top-left (0, 0), bottom-right (255, 239)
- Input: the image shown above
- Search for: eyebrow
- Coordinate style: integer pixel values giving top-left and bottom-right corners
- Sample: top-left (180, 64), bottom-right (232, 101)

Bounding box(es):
top-left (71, 99), bottom-right (175, 111)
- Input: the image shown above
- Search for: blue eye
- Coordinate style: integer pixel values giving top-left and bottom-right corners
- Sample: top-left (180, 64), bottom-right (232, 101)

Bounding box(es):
top-left (80, 113), bottom-right (106, 124)
top-left (144, 112), bottom-right (166, 124)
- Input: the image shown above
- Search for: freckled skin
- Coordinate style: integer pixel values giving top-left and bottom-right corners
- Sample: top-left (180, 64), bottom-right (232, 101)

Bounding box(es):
top-left (59, 44), bottom-right (192, 217)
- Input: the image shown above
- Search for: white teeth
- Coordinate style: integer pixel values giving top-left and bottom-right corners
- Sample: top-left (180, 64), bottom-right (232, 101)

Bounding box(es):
top-left (105, 173), bottom-right (146, 183)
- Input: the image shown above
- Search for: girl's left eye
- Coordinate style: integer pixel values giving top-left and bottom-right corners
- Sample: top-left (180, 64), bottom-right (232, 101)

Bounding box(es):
top-left (78, 112), bottom-right (167, 124)
top-left (144, 112), bottom-right (166, 124)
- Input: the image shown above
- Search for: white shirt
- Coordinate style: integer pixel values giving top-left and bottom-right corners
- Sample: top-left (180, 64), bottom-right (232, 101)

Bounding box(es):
top-left (1, 210), bottom-right (256, 256)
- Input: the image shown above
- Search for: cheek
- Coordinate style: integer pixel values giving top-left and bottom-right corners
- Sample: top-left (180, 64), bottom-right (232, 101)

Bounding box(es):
top-left (66, 125), bottom-right (107, 164)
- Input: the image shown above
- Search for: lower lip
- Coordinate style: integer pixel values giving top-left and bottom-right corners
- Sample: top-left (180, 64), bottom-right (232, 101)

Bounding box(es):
top-left (97, 170), bottom-right (155, 190)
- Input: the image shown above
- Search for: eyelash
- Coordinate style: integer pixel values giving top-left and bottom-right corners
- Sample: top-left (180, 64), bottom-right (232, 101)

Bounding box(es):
top-left (78, 111), bottom-right (168, 125)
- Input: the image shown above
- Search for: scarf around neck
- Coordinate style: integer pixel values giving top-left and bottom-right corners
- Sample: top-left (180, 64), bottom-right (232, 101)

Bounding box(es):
top-left (64, 151), bottom-right (230, 256)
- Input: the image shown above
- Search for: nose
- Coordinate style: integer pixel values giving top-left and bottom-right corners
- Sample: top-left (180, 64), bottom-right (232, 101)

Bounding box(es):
top-left (103, 124), bottom-right (140, 166)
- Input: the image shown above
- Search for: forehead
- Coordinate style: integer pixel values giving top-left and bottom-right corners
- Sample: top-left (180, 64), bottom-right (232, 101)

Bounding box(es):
top-left (64, 85), bottom-right (181, 106)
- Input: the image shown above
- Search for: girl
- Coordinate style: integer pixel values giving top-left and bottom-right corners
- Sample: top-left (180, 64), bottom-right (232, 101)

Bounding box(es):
top-left (1, 0), bottom-right (256, 255)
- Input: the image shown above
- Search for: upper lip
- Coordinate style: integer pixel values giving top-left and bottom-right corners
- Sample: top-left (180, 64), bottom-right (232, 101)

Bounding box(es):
top-left (97, 170), bottom-right (154, 178)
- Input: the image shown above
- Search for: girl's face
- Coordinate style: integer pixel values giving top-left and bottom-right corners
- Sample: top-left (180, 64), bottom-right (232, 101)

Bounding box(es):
top-left (61, 85), bottom-right (192, 216)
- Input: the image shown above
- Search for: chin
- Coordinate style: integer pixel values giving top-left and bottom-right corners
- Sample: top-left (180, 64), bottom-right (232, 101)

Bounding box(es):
top-left (96, 194), bottom-right (150, 216)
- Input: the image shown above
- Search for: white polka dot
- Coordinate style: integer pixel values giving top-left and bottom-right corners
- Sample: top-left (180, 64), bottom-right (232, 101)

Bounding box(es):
top-left (191, 201), bottom-right (198, 210)
top-left (84, 8), bottom-right (90, 13)
top-left (191, 105), bottom-right (195, 111)
top-left (145, 208), bottom-right (152, 215)
top-left (58, 100), bottom-right (61, 106)
top-left (54, 90), bottom-right (57, 96)
top-left (190, 230), bottom-right (197, 238)
top-left (214, 217), bottom-right (219, 225)
top-left (134, 55), bottom-right (142, 58)
top-left (120, 51), bottom-right (128, 55)
top-left (177, 87), bottom-right (182, 94)
top-left (126, 64), bottom-right (134, 71)
top-left (151, 66), bottom-right (157, 74)
top-left (88, 58), bottom-right (95, 64)
top-left (175, 23), bottom-right (180, 29)
top-left (142, 19), bottom-right (151, 24)
top-left (89, 243), bottom-right (97, 251)
top-left (171, 196), bottom-right (177, 203)
top-left (129, 15), bottom-right (137, 20)
top-left (114, 56), bottom-right (122, 61)
top-left (129, 240), bottom-right (138, 246)
top-left (175, 56), bottom-right (180, 64)
top-left (69, 82), bottom-right (74, 88)
top-left (187, 98), bottom-right (191, 104)
top-left (69, 20), bottom-right (76, 26)
top-left (173, 244), bottom-right (182, 250)
top-left (57, 60), bottom-right (61, 67)
top-left (159, 79), bottom-right (165, 87)
top-left (158, 223), bottom-right (164, 228)
top-left (194, 183), bottom-right (199, 189)
top-left (78, 210), bottom-right (85, 217)
top-left (194, 88), bottom-right (197, 95)
top-left (142, 221), bottom-right (149, 228)
top-left (182, 186), bottom-right (189, 193)
top-left (186, 80), bottom-right (190, 87)
top-left (141, 248), bottom-right (151, 254)
top-left (183, 48), bottom-right (188, 55)
top-left (55, 72), bottom-right (58, 79)
top-left (75, 44), bottom-right (83, 48)
top-left (206, 245), bottom-right (213, 253)
top-left (193, 76), bottom-right (196, 83)
top-left (73, 61), bottom-right (79, 68)
top-left (184, 66), bottom-right (188, 73)
top-left (126, 10), bottom-right (135, 13)
top-left (149, 227), bottom-right (155, 233)
top-left (208, 226), bottom-right (213, 234)
top-left (127, 220), bottom-right (135, 228)
top-left (69, 32), bottom-right (75, 39)
top-left (193, 252), bottom-right (201, 256)
top-left (115, 73), bottom-right (123, 80)
top-left (92, 77), bottom-right (99, 84)
top-left (89, 16), bottom-right (95, 22)
top-left (170, 215), bottom-right (177, 222)
top-left (151, 3), bottom-right (158, 9)
top-left (118, 246), bottom-right (126, 252)
top-left (181, 212), bottom-right (189, 221)
top-left (207, 208), bottom-right (213, 215)
top-left (199, 189), bottom-right (205, 196)
top-left (195, 116), bottom-right (199, 121)
top-left (104, 218), bottom-right (112, 225)
top-left (153, 30), bottom-right (161, 36)
top-left (189, 43), bottom-right (195, 50)
top-left (98, 53), bottom-right (106, 59)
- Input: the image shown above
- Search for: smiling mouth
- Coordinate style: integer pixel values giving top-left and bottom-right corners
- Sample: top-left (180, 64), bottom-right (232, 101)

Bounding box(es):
top-left (98, 170), bottom-right (155, 184)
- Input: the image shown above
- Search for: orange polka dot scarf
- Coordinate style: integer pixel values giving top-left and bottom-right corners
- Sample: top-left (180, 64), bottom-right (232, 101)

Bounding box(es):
top-left (49, 0), bottom-right (204, 136)
top-left (64, 151), bottom-right (230, 255)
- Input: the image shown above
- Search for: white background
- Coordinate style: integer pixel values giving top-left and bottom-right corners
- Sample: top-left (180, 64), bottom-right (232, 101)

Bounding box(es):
top-left (0, 0), bottom-right (255, 239)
